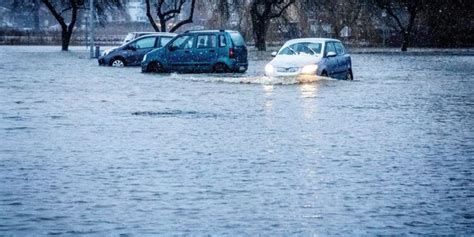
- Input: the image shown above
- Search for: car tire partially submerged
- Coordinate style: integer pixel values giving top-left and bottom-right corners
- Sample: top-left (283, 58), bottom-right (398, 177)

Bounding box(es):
top-left (346, 70), bottom-right (353, 80)
top-left (147, 61), bottom-right (165, 73)
top-left (111, 58), bottom-right (125, 67)
top-left (213, 63), bottom-right (229, 73)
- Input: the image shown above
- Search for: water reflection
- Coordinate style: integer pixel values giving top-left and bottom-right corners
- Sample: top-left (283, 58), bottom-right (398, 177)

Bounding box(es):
top-left (262, 84), bottom-right (274, 114)
top-left (299, 82), bottom-right (319, 120)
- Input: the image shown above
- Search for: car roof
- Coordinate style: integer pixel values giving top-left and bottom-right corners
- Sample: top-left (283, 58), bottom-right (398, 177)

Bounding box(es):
top-left (128, 32), bottom-right (177, 36)
top-left (183, 30), bottom-right (239, 34)
top-left (127, 33), bottom-right (176, 43)
top-left (282, 38), bottom-right (341, 47)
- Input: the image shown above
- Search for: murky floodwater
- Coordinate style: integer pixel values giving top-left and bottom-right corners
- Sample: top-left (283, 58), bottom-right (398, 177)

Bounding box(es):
top-left (1, 46), bottom-right (473, 235)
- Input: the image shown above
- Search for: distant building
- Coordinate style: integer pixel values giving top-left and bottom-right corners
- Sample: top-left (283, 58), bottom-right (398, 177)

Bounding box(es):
top-left (126, 0), bottom-right (147, 22)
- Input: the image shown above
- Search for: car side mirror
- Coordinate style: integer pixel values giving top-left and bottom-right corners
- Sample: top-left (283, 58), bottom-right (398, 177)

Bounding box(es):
top-left (326, 51), bottom-right (337, 57)
top-left (169, 45), bottom-right (178, 51)
top-left (271, 51), bottom-right (277, 57)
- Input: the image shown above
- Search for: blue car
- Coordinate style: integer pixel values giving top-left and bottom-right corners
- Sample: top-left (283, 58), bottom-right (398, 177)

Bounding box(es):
top-left (141, 30), bottom-right (248, 73)
top-left (98, 32), bottom-right (177, 67)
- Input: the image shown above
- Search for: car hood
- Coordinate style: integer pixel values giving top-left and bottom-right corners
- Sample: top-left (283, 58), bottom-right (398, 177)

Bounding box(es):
top-left (146, 47), bottom-right (166, 59)
top-left (103, 46), bottom-right (119, 54)
top-left (269, 55), bottom-right (322, 67)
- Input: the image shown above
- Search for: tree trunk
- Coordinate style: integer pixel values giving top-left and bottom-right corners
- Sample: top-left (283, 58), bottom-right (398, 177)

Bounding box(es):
top-left (401, 31), bottom-right (409, 51)
top-left (253, 19), bottom-right (267, 51)
top-left (33, 7), bottom-right (40, 30)
top-left (61, 28), bottom-right (71, 51)
top-left (159, 18), bottom-right (166, 32)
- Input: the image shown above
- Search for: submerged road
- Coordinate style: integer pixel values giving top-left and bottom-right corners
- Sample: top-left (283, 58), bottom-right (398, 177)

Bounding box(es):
top-left (1, 46), bottom-right (473, 235)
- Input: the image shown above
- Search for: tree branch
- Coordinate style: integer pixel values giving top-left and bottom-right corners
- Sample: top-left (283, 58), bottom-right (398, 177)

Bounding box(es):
top-left (40, 0), bottom-right (67, 29)
top-left (268, 0), bottom-right (295, 19)
top-left (169, 0), bottom-right (196, 32)
top-left (145, 0), bottom-right (159, 31)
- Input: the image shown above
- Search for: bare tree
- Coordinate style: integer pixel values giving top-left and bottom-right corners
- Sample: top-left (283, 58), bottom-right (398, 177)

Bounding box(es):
top-left (374, 0), bottom-right (426, 51)
top-left (36, 0), bottom-right (122, 51)
top-left (12, 0), bottom-right (41, 30)
top-left (145, 0), bottom-right (196, 32)
top-left (249, 0), bottom-right (295, 51)
top-left (314, 0), bottom-right (366, 38)
top-left (206, 0), bottom-right (230, 28)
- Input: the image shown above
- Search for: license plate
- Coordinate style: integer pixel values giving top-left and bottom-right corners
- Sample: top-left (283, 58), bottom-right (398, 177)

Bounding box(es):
top-left (278, 67), bottom-right (297, 72)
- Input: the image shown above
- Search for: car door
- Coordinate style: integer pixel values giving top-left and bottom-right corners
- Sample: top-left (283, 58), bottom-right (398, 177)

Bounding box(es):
top-left (131, 36), bottom-right (158, 65)
top-left (334, 42), bottom-right (349, 77)
top-left (166, 34), bottom-right (195, 72)
top-left (193, 34), bottom-right (218, 72)
top-left (324, 42), bottom-right (338, 76)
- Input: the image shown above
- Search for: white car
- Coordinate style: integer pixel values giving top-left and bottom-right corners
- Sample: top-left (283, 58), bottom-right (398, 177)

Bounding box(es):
top-left (265, 38), bottom-right (353, 80)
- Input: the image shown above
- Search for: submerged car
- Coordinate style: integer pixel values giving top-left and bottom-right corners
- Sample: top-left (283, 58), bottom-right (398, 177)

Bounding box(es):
top-left (98, 33), bottom-right (176, 67)
top-left (265, 38), bottom-right (353, 80)
top-left (141, 30), bottom-right (248, 73)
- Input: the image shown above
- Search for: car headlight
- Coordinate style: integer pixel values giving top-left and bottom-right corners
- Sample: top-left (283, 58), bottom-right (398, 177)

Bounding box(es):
top-left (265, 64), bottom-right (274, 75)
top-left (301, 64), bottom-right (318, 74)
top-left (142, 54), bottom-right (147, 62)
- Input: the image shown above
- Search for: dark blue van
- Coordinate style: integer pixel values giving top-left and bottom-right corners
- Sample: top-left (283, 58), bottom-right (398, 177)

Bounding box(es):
top-left (141, 30), bottom-right (248, 73)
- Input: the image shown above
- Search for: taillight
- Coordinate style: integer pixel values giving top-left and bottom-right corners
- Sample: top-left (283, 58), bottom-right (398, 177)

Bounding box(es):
top-left (229, 48), bottom-right (235, 58)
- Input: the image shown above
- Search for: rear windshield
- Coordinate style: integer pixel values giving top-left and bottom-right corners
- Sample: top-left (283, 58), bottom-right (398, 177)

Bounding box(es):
top-left (229, 32), bottom-right (246, 47)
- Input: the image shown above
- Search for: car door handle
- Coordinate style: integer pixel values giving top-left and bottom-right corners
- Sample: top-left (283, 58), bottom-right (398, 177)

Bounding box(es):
top-left (184, 50), bottom-right (191, 53)
top-left (209, 49), bottom-right (215, 53)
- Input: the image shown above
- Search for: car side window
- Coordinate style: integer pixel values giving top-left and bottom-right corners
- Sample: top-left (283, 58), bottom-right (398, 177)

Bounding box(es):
top-left (197, 35), bottom-right (217, 48)
top-left (325, 42), bottom-right (336, 55)
top-left (218, 35), bottom-right (227, 47)
top-left (160, 37), bottom-right (172, 47)
top-left (335, 42), bottom-right (345, 55)
top-left (171, 35), bottom-right (195, 50)
top-left (135, 37), bottom-right (156, 49)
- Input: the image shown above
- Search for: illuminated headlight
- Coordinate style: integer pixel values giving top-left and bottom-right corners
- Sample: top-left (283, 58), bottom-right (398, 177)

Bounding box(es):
top-left (142, 54), bottom-right (147, 62)
top-left (265, 64), bottom-right (274, 75)
top-left (301, 65), bottom-right (318, 74)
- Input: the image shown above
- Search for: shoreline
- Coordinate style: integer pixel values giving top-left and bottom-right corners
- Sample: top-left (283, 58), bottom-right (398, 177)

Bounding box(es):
top-left (2, 45), bottom-right (474, 56)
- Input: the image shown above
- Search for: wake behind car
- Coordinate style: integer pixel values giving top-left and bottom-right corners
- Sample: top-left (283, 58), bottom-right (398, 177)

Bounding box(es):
top-left (141, 30), bottom-right (248, 73)
top-left (98, 32), bottom-right (176, 67)
top-left (265, 38), bottom-right (353, 80)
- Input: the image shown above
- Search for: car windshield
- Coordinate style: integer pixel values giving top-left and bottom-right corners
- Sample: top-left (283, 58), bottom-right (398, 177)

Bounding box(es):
top-left (278, 42), bottom-right (322, 56)
top-left (171, 35), bottom-right (194, 49)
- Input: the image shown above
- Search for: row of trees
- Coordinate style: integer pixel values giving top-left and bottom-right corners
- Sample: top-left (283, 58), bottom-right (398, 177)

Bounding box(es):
top-left (10, 0), bottom-right (474, 51)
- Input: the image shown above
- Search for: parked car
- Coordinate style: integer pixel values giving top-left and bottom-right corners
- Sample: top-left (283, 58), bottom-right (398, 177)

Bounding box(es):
top-left (98, 33), bottom-right (177, 67)
top-left (123, 32), bottom-right (157, 44)
top-left (264, 38), bottom-right (353, 80)
top-left (141, 30), bottom-right (248, 73)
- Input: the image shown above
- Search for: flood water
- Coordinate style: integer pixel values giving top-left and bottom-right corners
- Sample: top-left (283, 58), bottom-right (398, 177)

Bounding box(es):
top-left (1, 46), bottom-right (473, 235)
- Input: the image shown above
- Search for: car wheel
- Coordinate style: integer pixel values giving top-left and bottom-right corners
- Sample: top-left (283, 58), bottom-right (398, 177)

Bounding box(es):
top-left (345, 70), bottom-right (353, 80)
top-left (148, 61), bottom-right (163, 73)
top-left (111, 58), bottom-right (125, 67)
top-left (213, 63), bottom-right (228, 73)
top-left (321, 71), bottom-right (328, 77)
